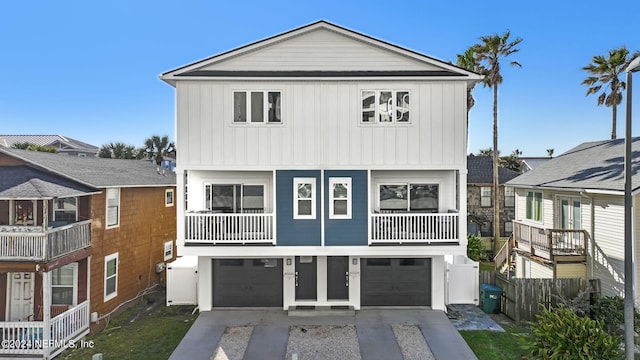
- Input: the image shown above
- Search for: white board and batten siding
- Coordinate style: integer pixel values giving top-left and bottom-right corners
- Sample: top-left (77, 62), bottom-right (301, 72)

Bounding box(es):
top-left (176, 81), bottom-right (467, 170)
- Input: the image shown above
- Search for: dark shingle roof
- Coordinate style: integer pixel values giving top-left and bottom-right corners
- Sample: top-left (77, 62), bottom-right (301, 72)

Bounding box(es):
top-left (506, 138), bottom-right (640, 192)
top-left (0, 148), bottom-right (176, 188)
top-left (467, 155), bottom-right (521, 184)
top-left (0, 166), bottom-right (98, 199)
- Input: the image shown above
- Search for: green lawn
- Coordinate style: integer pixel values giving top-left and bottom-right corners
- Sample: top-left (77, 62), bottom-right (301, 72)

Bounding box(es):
top-left (60, 290), bottom-right (197, 360)
top-left (461, 323), bottom-right (530, 360)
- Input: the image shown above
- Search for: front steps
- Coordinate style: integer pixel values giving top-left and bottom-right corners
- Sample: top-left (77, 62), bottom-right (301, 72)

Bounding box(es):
top-left (287, 305), bottom-right (356, 317)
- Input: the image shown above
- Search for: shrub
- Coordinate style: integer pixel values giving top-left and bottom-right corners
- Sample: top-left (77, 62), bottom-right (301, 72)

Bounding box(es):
top-left (526, 305), bottom-right (623, 359)
top-left (466, 233), bottom-right (487, 262)
top-left (590, 296), bottom-right (640, 336)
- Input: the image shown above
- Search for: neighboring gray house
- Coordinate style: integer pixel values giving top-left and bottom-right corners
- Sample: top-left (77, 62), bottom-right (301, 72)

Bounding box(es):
top-left (0, 135), bottom-right (99, 157)
top-left (467, 155), bottom-right (520, 238)
top-left (504, 138), bottom-right (640, 303)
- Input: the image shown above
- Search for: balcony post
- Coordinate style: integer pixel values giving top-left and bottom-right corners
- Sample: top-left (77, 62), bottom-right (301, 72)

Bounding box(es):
top-left (42, 271), bottom-right (51, 358)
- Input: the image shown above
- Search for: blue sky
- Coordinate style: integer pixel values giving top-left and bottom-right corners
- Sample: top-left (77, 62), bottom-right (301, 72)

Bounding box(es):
top-left (1, 1), bottom-right (639, 157)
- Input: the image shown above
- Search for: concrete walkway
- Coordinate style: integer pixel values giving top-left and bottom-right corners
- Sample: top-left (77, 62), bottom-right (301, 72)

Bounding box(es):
top-left (169, 309), bottom-right (477, 360)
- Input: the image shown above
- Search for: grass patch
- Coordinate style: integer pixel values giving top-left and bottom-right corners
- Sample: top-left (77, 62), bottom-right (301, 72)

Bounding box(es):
top-left (479, 262), bottom-right (495, 271)
top-left (461, 323), bottom-right (530, 360)
top-left (60, 289), bottom-right (197, 360)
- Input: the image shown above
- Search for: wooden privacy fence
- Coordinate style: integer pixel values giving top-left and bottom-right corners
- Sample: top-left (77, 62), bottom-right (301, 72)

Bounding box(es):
top-left (479, 271), bottom-right (600, 324)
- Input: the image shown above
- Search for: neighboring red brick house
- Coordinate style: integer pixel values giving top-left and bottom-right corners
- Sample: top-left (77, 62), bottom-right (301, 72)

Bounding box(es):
top-left (0, 148), bottom-right (176, 358)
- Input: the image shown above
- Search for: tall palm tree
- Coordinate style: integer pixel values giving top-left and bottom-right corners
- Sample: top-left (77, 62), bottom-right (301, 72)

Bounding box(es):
top-left (473, 31), bottom-right (522, 253)
top-left (582, 47), bottom-right (640, 140)
top-left (144, 135), bottom-right (175, 173)
top-left (456, 48), bottom-right (482, 148)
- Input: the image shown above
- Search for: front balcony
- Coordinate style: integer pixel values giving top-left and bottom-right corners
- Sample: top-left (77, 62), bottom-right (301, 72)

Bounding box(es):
top-left (512, 220), bottom-right (587, 261)
top-left (0, 220), bottom-right (92, 261)
top-left (0, 300), bottom-right (90, 358)
top-left (184, 211), bottom-right (460, 245)
top-left (370, 212), bottom-right (459, 244)
top-left (185, 212), bottom-right (274, 244)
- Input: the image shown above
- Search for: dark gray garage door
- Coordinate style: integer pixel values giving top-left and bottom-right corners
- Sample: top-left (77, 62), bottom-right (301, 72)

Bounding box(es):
top-left (212, 259), bottom-right (283, 307)
top-left (361, 258), bottom-right (431, 306)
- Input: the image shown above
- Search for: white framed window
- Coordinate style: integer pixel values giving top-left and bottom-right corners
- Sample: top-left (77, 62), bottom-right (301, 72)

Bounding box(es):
top-left (504, 187), bottom-right (515, 207)
top-left (165, 189), bottom-right (174, 207)
top-left (106, 188), bottom-right (120, 228)
top-left (480, 187), bottom-right (492, 207)
top-left (164, 241), bottom-right (173, 261)
top-left (526, 191), bottom-right (543, 222)
top-left (54, 197), bottom-right (77, 222)
top-left (294, 178), bottom-right (316, 219)
top-left (51, 263), bottom-right (78, 306)
top-left (361, 90), bottom-right (410, 123)
top-left (233, 91), bottom-right (282, 123)
top-left (378, 183), bottom-right (438, 213)
top-left (329, 178), bottom-right (352, 219)
top-left (104, 252), bottom-right (119, 301)
top-left (205, 184), bottom-right (265, 213)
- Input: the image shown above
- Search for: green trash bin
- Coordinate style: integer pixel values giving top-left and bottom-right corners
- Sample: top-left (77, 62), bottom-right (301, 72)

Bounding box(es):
top-left (480, 283), bottom-right (502, 314)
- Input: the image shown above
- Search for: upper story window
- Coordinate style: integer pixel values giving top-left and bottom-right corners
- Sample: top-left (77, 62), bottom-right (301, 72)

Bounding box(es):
top-left (165, 189), bottom-right (174, 207)
top-left (526, 191), bottom-right (542, 222)
top-left (106, 188), bottom-right (120, 228)
top-left (294, 178), bottom-right (316, 219)
top-left (379, 183), bottom-right (438, 213)
top-left (54, 197), bottom-right (77, 222)
top-left (362, 90), bottom-right (410, 123)
top-left (504, 187), bottom-right (515, 207)
top-left (329, 178), bottom-right (352, 219)
top-left (205, 184), bottom-right (265, 213)
top-left (480, 187), bottom-right (492, 207)
top-left (233, 91), bottom-right (282, 124)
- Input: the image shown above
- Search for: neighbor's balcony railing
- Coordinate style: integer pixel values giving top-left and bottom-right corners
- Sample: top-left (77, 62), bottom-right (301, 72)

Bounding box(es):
top-left (370, 212), bottom-right (459, 244)
top-left (0, 300), bottom-right (90, 358)
top-left (513, 220), bottom-right (587, 261)
top-left (185, 212), bottom-right (274, 244)
top-left (0, 220), bottom-right (92, 261)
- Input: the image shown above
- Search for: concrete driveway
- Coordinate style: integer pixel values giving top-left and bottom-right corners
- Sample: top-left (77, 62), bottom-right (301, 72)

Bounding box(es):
top-left (169, 309), bottom-right (477, 360)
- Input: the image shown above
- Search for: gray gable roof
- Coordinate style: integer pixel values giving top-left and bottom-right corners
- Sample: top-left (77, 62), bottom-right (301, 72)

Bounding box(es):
top-left (0, 166), bottom-right (98, 199)
top-left (0, 148), bottom-right (176, 188)
top-left (506, 138), bottom-right (640, 192)
top-left (467, 156), bottom-right (521, 184)
top-left (0, 135), bottom-right (99, 154)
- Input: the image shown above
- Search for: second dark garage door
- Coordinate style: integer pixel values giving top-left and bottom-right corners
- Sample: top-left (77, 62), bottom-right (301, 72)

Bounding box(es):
top-left (361, 258), bottom-right (431, 306)
top-left (212, 258), bottom-right (283, 307)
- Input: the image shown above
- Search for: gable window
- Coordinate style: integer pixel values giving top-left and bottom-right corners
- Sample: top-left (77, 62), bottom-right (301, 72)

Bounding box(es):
top-left (52, 263), bottom-right (77, 306)
top-left (329, 178), bottom-right (352, 219)
top-left (480, 187), bottom-right (492, 207)
top-left (165, 189), bottom-right (174, 207)
top-left (205, 184), bottom-right (265, 213)
top-left (526, 191), bottom-right (543, 222)
top-left (362, 90), bottom-right (410, 123)
top-left (54, 197), bottom-right (77, 222)
top-left (233, 91), bottom-right (281, 123)
top-left (104, 253), bottom-right (119, 301)
top-left (504, 187), bottom-right (515, 207)
top-left (106, 188), bottom-right (120, 228)
top-left (294, 178), bottom-right (316, 219)
top-left (379, 184), bottom-right (438, 213)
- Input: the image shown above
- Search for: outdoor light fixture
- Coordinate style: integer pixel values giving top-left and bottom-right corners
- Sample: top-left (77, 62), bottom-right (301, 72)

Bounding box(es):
top-left (623, 56), bottom-right (640, 360)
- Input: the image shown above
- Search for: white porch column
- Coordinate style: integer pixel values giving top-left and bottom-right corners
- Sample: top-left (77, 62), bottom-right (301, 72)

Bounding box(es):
top-left (459, 169), bottom-right (468, 246)
top-left (42, 271), bottom-right (51, 357)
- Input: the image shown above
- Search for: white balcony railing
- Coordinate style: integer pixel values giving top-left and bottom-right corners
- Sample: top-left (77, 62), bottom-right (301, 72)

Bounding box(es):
top-left (0, 300), bottom-right (90, 358)
top-left (370, 212), bottom-right (459, 244)
top-left (185, 212), bottom-right (274, 244)
top-left (0, 220), bottom-right (91, 261)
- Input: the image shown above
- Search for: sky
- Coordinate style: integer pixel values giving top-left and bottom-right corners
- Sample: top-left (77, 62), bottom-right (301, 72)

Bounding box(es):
top-left (1, 1), bottom-right (640, 157)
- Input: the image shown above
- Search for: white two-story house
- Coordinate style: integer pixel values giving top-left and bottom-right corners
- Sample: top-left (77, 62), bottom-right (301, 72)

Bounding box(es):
top-left (161, 21), bottom-right (482, 311)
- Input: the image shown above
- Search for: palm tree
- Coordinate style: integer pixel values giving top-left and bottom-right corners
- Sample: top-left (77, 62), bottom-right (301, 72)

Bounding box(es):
top-left (582, 47), bottom-right (640, 139)
top-left (473, 31), bottom-right (523, 253)
top-left (456, 48), bottom-right (481, 115)
top-left (144, 135), bottom-right (175, 173)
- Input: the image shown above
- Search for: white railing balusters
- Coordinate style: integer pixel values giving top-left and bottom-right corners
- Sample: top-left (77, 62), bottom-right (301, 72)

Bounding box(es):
top-left (185, 213), bottom-right (275, 244)
top-left (370, 213), bottom-right (459, 244)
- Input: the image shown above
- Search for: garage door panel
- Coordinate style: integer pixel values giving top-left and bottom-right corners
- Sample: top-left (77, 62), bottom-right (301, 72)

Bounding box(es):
top-left (213, 259), bottom-right (283, 307)
top-left (361, 258), bottom-right (431, 306)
